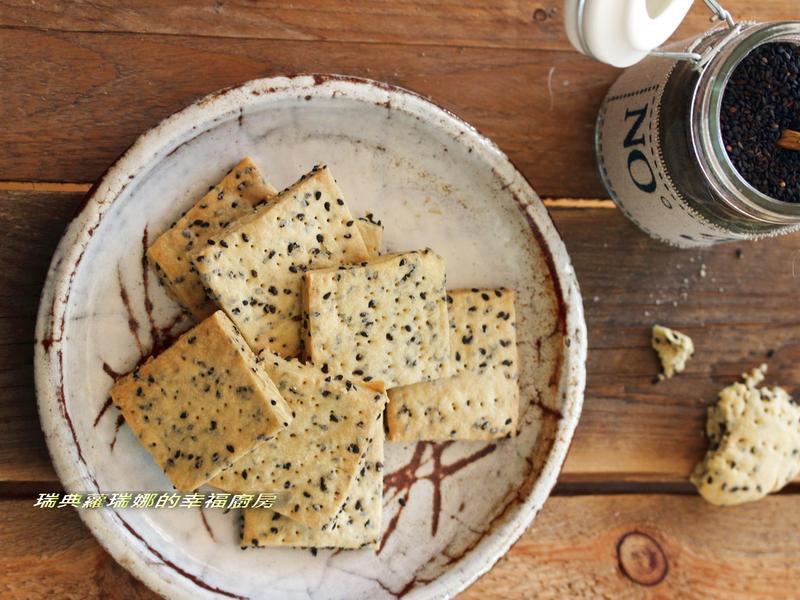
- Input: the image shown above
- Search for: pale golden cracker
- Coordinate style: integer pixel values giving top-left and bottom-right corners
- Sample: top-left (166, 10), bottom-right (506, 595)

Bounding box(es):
top-left (110, 311), bottom-right (292, 492)
top-left (210, 350), bottom-right (386, 529)
top-left (304, 249), bottom-right (451, 388)
top-left (242, 423), bottom-right (384, 549)
top-left (193, 165), bottom-right (370, 357)
top-left (386, 288), bottom-right (519, 441)
top-left (355, 215), bottom-right (383, 256)
top-left (147, 157), bottom-right (277, 320)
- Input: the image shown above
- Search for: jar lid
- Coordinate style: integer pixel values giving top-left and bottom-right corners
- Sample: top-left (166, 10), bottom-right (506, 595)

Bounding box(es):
top-left (564, 0), bottom-right (694, 67)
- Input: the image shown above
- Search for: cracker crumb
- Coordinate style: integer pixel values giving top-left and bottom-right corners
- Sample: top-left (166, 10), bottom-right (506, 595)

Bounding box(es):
top-left (651, 325), bottom-right (694, 378)
top-left (691, 365), bottom-right (800, 506)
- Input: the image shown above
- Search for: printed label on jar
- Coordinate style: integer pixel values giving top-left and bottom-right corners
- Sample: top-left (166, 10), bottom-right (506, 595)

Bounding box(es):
top-left (597, 56), bottom-right (745, 248)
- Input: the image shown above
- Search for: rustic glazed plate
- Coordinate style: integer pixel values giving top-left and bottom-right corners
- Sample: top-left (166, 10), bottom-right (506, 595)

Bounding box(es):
top-left (35, 75), bottom-right (586, 599)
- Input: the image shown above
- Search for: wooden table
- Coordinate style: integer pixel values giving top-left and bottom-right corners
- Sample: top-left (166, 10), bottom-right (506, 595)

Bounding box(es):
top-left (2, 1), bottom-right (799, 597)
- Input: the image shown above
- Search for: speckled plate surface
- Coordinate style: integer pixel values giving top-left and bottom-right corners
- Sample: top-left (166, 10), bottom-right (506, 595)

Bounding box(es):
top-left (35, 75), bottom-right (586, 599)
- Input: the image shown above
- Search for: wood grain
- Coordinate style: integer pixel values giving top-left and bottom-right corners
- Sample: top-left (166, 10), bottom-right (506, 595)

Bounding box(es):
top-left (6, 190), bottom-right (800, 484)
top-left (559, 207), bottom-right (800, 481)
top-left (4, 1), bottom-right (800, 596)
top-left (2, 494), bottom-right (799, 598)
top-left (0, 1), bottom-right (788, 193)
top-left (0, 28), bottom-right (614, 196)
top-left (0, 498), bottom-right (155, 599)
top-left (0, 1), bottom-right (789, 51)
top-left (0, 191), bottom-right (79, 482)
top-left (464, 494), bottom-right (800, 599)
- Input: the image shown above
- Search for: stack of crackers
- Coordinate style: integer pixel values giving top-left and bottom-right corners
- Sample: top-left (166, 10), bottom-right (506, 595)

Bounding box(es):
top-left (110, 158), bottom-right (520, 550)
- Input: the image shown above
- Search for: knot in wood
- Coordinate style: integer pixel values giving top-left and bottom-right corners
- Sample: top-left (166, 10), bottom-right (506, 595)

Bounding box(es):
top-left (617, 531), bottom-right (668, 586)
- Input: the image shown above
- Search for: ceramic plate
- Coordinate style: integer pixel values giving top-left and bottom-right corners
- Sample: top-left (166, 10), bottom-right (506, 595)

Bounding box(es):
top-left (35, 75), bottom-right (586, 599)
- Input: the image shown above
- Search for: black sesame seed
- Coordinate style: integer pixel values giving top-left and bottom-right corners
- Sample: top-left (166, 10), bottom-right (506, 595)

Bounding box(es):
top-left (720, 42), bottom-right (800, 202)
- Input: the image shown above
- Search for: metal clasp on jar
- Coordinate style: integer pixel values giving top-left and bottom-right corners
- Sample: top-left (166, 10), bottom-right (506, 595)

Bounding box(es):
top-left (650, 0), bottom-right (739, 69)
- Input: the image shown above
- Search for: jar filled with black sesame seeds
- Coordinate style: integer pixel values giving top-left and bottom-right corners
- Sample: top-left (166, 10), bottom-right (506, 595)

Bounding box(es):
top-left (566, 0), bottom-right (800, 247)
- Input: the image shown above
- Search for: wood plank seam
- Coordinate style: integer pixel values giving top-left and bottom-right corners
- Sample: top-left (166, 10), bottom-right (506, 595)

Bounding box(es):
top-left (0, 182), bottom-right (617, 208)
top-left (0, 22), bottom-right (583, 53)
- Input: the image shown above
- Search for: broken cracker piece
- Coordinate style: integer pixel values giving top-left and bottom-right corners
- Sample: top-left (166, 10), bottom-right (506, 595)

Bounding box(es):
top-left (652, 324), bottom-right (694, 379)
top-left (691, 364), bottom-right (800, 506)
top-left (355, 215), bottom-right (383, 256)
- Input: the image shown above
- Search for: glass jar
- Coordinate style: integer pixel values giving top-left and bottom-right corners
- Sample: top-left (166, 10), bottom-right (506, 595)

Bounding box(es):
top-left (597, 20), bottom-right (800, 247)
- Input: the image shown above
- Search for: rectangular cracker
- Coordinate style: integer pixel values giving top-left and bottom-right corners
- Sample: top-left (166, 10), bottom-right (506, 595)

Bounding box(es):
top-left (386, 288), bottom-right (519, 441)
top-left (355, 214), bottom-right (383, 256)
top-left (147, 157), bottom-right (278, 320)
top-left (242, 422), bottom-right (384, 549)
top-left (304, 249), bottom-right (452, 388)
top-left (110, 311), bottom-right (292, 492)
top-left (209, 350), bottom-right (387, 529)
top-left (193, 165), bottom-right (370, 357)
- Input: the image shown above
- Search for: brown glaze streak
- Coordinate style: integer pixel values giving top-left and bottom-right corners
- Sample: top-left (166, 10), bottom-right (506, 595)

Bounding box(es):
top-left (380, 441), bottom-right (497, 553)
top-left (140, 228), bottom-right (158, 344)
top-left (199, 508), bottom-right (216, 541)
top-left (439, 472), bottom-right (536, 569)
top-left (95, 228), bottom-right (185, 430)
top-left (428, 442), bottom-right (497, 536)
top-left (109, 414), bottom-right (125, 451)
top-left (116, 514), bottom-right (245, 599)
top-left (41, 127), bottom-right (223, 597)
top-left (381, 411), bottom-right (563, 597)
top-left (375, 576), bottom-right (426, 599)
top-left (117, 265), bottom-right (145, 356)
top-left (102, 362), bottom-right (124, 380)
top-left (139, 227), bottom-right (186, 356)
top-left (93, 397), bottom-right (114, 427)
top-left (380, 443), bottom-right (427, 553)
top-left (41, 294), bottom-right (61, 351)
top-left (531, 390), bottom-right (564, 420)
top-left (55, 349), bottom-right (85, 463)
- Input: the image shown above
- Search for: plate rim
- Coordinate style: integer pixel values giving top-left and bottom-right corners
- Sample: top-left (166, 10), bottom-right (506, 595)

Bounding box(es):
top-left (34, 73), bottom-right (587, 599)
